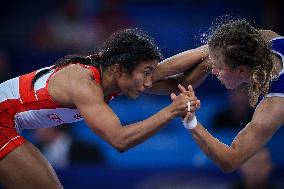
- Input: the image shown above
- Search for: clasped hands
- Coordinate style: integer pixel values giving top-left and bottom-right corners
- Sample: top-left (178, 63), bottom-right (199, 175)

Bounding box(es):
top-left (170, 84), bottom-right (200, 124)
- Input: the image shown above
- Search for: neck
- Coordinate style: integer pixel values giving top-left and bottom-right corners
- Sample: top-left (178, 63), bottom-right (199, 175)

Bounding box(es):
top-left (100, 67), bottom-right (120, 96)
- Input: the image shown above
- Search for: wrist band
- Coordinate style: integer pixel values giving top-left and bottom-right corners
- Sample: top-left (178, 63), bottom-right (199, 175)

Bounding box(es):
top-left (183, 116), bottom-right (198, 129)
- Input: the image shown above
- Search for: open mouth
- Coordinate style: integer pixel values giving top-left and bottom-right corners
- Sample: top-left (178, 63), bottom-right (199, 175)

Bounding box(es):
top-left (136, 90), bottom-right (143, 95)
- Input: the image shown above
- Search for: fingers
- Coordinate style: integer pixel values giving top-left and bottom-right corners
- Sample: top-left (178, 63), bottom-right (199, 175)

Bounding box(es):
top-left (183, 112), bottom-right (191, 123)
top-left (188, 99), bottom-right (200, 110)
top-left (170, 93), bottom-right (177, 100)
top-left (185, 85), bottom-right (199, 110)
top-left (184, 99), bottom-right (200, 113)
top-left (196, 100), bottom-right (201, 109)
top-left (187, 100), bottom-right (200, 111)
top-left (173, 93), bottom-right (200, 112)
top-left (169, 91), bottom-right (200, 119)
top-left (188, 103), bottom-right (198, 112)
top-left (187, 85), bottom-right (194, 94)
top-left (178, 84), bottom-right (195, 98)
top-left (178, 84), bottom-right (187, 93)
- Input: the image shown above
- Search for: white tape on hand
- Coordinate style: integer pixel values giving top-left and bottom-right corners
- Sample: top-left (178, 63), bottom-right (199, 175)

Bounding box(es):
top-left (187, 101), bottom-right (191, 112)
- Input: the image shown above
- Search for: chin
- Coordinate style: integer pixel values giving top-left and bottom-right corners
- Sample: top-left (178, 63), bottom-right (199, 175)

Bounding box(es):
top-left (225, 82), bottom-right (240, 90)
top-left (126, 92), bottom-right (139, 99)
top-left (225, 85), bottom-right (235, 89)
top-left (133, 93), bottom-right (140, 99)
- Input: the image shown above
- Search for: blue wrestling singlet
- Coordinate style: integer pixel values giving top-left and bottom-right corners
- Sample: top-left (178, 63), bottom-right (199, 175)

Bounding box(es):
top-left (267, 37), bottom-right (284, 97)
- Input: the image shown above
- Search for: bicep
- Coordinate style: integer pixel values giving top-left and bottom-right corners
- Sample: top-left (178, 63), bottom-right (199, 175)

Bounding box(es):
top-left (70, 79), bottom-right (123, 142)
top-left (230, 97), bottom-right (284, 162)
top-left (152, 45), bottom-right (208, 82)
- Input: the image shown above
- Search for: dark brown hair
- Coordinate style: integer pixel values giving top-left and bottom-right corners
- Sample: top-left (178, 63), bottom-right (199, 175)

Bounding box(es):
top-left (32, 28), bottom-right (163, 87)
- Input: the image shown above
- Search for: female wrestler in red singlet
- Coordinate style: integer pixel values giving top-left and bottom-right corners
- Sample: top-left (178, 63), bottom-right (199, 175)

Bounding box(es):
top-left (0, 28), bottom-right (207, 188)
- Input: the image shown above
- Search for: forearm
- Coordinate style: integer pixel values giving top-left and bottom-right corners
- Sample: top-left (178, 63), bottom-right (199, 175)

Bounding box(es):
top-left (146, 57), bottom-right (211, 95)
top-left (117, 107), bottom-right (173, 152)
top-left (180, 57), bottom-right (211, 89)
top-left (145, 78), bottom-right (179, 95)
top-left (153, 45), bottom-right (208, 82)
top-left (189, 123), bottom-right (240, 172)
top-left (189, 98), bottom-right (284, 172)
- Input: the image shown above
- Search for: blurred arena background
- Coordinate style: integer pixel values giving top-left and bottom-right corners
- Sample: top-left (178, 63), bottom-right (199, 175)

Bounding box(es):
top-left (0, 0), bottom-right (284, 188)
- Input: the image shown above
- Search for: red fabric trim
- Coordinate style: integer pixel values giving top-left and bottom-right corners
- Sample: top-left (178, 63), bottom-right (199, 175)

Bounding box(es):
top-left (86, 66), bottom-right (101, 83)
top-left (0, 136), bottom-right (25, 160)
top-left (0, 99), bottom-right (22, 118)
top-left (19, 72), bottom-right (37, 104)
top-left (77, 63), bottom-right (101, 83)
top-left (106, 92), bottom-right (120, 103)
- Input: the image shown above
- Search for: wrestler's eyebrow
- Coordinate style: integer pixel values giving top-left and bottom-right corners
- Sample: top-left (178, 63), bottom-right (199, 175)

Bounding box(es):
top-left (145, 66), bottom-right (154, 71)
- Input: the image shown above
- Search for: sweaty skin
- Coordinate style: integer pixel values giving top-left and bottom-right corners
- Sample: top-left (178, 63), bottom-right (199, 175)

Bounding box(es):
top-left (147, 45), bottom-right (210, 95)
top-left (187, 30), bottom-right (284, 172)
top-left (48, 63), bottom-right (195, 152)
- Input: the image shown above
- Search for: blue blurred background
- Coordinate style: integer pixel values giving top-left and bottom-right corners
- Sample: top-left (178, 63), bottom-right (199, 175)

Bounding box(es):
top-left (1, 0), bottom-right (284, 188)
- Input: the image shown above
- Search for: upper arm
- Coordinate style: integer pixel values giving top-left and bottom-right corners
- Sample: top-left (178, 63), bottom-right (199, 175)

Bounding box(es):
top-left (152, 45), bottom-right (208, 82)
top-left (230, 97), bottom-right (284, 164)
top-left (68, 75), bottom-right (123, 145)
top-left (146, 57), bottom-right (211, 95)
top-left (258, 30), bottom-right (281, 42)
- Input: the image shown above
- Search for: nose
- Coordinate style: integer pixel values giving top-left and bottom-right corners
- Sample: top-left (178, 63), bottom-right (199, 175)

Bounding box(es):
top-left (144, 77), bottom-right (153, 89)
top-left (211, 68), bottom-right (219, 76)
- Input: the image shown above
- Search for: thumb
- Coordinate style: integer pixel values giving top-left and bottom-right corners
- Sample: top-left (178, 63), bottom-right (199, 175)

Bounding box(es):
top-left (196, 100), bottom-right (201, 109)
top-left (183, 112), bottom-right (194, 123)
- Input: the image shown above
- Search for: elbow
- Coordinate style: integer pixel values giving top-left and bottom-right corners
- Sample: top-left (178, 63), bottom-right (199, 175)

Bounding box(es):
top-left (219, 163), bottom-right (238, 173)
top-left (93, 127), bottom-right (131, 153)
top-left (113, 143), bottom-right (129, 153)
top-left (218, 156), bottom-right (241, 173)
top-left (110, 137), bottom-right (131, 153)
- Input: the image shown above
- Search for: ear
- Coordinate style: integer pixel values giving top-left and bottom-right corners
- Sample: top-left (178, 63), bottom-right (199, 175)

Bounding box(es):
top-left (238, 65), bottom-right (250, 78)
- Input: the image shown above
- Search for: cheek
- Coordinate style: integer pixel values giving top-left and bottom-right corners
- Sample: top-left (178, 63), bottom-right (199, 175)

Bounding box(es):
top-left (132, 79), bottom-right (141, 87)
top-left (135, 77), bottom-right (145, 86)
top-left (125, 77), bottom-right (143, 89)
top-left (129, 75), bottom-right (144, 87)
top-left (221, 72), bottom-right (231, 79)
top-left (218, 69), bottom-right (232, 79)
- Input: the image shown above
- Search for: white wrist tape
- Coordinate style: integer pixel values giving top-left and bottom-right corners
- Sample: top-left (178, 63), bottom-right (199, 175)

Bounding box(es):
top-left (183, 116), bottom-right (198, 130)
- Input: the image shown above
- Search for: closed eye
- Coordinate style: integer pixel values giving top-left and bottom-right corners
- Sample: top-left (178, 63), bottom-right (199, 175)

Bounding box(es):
top-left (144, 67), bottom-right (153, 76)
top-left (144, 71), bottom-right (152, 75)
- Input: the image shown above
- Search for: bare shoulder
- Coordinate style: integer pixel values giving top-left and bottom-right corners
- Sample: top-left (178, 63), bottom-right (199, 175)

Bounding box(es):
top-left (258, 30), bottom-right (281, 42)
top-left (68, 65), bottom-right (104, 103)
top-left (252, 96), bottom-right (284, 129)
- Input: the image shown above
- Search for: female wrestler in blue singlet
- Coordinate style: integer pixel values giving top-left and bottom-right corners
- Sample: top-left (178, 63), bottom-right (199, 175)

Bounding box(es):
top-left (183, 19), bottom-right (284, 172)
